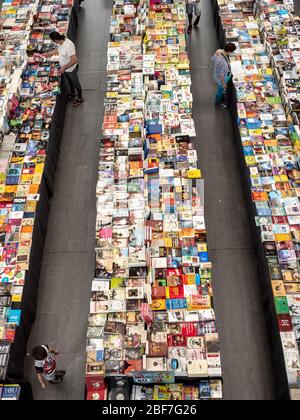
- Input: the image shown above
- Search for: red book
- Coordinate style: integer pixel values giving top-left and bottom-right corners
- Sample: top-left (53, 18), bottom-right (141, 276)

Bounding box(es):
top-left (103, 123), bottom-right (117, 130)
top-left (103, 115), bottom-right (117, 124)
top-left (119, 74), bottom-right (131, 81)
top-left (272, 216), bottom-right (289, 224)
top-left (167, 334), bottom-right (187, 347)
top-left (124, 360), bottom-right (143, 374)
top-left (86, 375), bottom-right (106, 400)
top-left (5, 327), bottom-right (16, 342)
top-left (86, 387), bottom-right (107, 401)
top-left (152, 286), bottom-right (166, 299)
top-left (277, 314), bottom-right (293, 332)
top-left (166, 286), bottom-right (184, 299)
top-left (181, 322), bottom-right (198, 337)
top-left (166, 269), bottom-right (182, 279)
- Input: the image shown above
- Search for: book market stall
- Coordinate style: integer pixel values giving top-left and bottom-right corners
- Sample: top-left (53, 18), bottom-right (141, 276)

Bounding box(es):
top-left (211, 0), bottom-right (300, 401)
top-left (84, 0), bottom-right (224, 401)
top-left (0, 0), bottom-right (82, 398)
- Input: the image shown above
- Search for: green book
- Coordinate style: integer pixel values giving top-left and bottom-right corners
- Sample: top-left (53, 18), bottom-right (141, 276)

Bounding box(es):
top-left (274, 296), bottom-right (290, 315)
top-left (110, 277), bottom-right (126, 289)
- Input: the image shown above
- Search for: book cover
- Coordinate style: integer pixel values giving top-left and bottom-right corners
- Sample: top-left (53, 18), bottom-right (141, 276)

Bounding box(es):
top-left (149, 342), bottom-right (168, 357)
top-left (146, 357), bottom-right (167, 372)
top-left (274, 296), bottom-right (290, 315)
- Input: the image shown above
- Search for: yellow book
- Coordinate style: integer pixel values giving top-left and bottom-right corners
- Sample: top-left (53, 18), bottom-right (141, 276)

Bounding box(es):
top-left (106, 91), bottom-right (118, 98)
top-left (20, 174), bottom-right (34, 183)
top-left (152, 299), bottom-right (166, 311)
top-left (245, 156), bottom-right (256, 166)
top-left (187, 169), bottom-right (201, 179)
top-left (35, 163), bottom-right (44, 174)
top-left (5, 185), bottom-right (17, 194)
top-left (12, 294), bottom-right (22, 303)
top-left (272, 281), bottom-right (286, 297)
top-left (197, 243), bottom-right (207, 252)
top-left (164, 238), bottom-right (173, 248)
top-left (248, 129), bottom-right (262, 136)
top-left (274, 233), bottom-right (292, 242)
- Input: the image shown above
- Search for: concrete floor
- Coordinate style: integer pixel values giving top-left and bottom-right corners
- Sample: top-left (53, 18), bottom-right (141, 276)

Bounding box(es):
top-left (23, 0), bottom-right (276, 400)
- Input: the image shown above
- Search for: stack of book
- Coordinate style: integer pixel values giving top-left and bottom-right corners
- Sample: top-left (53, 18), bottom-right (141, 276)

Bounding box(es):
top-left (255, 1), bottom-right (300, 143)
top-left (0, 0), bottom-right (41, 136)
top-left (216, 0), bottom-right (300, 400)
top-left (85, 0), bottom-right (223, 401)
top-left (0, 383), bottom-right (21, 400)
top-left (0, 0), bottom-right (76, 388)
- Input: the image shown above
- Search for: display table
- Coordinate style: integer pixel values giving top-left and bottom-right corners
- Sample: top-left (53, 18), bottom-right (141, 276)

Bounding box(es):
top-left (6, 0), bottom-right (81, 385)
top-left (210, 0), bottom-right (290, 400)
top-left (228, 86), bottom-right (290, 401)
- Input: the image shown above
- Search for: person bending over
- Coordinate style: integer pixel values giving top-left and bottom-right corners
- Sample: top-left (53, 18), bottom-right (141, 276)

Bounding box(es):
top-left (47, 31), bottom-right (84, 107)
top-left (32, 345), bottom-right (66, 388)
top-left (212, 43), bottom-right (237, 109)
top-left (186, 0), bottom-right (201, 33)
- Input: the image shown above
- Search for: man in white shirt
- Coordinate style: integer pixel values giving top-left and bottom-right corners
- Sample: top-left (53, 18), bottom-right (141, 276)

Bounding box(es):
top-left (47, 31), bottom-right (84, 106)
top-left (186, 0), bottom-right (201, 33)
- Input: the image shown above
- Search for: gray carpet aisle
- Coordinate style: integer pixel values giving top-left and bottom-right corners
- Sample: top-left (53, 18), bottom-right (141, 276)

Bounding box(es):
top-left (296, 0), bottom-right (300, 17)
top-left (23, 0), bottom-right (275, 400)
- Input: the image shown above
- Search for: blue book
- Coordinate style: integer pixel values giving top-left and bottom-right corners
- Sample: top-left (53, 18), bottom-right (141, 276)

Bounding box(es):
top-left (147, 124), bottom-right (162, 135)
top-left (199, 381), bottom-right (211, 400)
top-left (256, 208), bottom-right (272, 216)
top-left (199, 252), bottom-right (209, 263)
top-left (182, 247), bottom-right (198, 257)
top-left (8, 309), bottom-right (21, 326)
top-left (1, 385), bottom-right (21, 400)
top-left (166, 298), bottom-right (187, 311)
top-left (243, 146), bottom-right (254, 156)
top-left (195, 274), bottom-right (201, 286)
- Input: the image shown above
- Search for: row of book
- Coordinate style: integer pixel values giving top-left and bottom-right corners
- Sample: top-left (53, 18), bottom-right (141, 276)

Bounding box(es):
top-left (216, 0), bottom-right (300, 400)
top-left (85, 0), bottom-right (223, 401)
top-left (0, 0), bottom-right (75, 385)
top-left (0, 384), bottom-right (21, 400)
top-left (90, 376), bottom-right (222, 400)
top-left (255, 1), bottom-right (300, 140)
top-left (0, 0), bottom-right (40, 136)
top-left (131, 381), bottom-right (223, 400)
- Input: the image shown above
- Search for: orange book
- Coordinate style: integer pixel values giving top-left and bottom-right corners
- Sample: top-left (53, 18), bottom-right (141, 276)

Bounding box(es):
top-left (28, 184), bottom-right (39, 194)
top-left (188, 295), bottom-right (211, 310)
top-left (274, 234), bottom-right (292, 242)
top-left (180, 228), bottom-right (194, 238)
top-left (21, 226), bottom-right (33, 234)
top-left (252, 191), bottom-right (268, 201)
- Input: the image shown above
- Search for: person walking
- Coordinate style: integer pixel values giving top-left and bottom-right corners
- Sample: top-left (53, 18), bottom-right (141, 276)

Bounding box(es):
top-left (31, 345), bottom-right (66, 389)
top-left (47, 31), bottom-right (84, 107)
top-left (212, 43), bottom-right (237, 109)
top-left (186, 0), bottom-right (201, 33)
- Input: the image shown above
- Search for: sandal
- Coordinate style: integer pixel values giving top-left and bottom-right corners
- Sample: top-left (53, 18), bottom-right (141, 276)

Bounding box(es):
top-left (72, 98), bottom-right (84, 107)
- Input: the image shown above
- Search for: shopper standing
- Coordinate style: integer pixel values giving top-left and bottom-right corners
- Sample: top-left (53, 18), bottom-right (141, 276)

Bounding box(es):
top-left (186, 0), bottom-right (201, 33)
top-left (31, 345), bottom-right (66, 388)
top-left (212, 43), bottom-right (237, 109)
top-left (47, 31), bottom-right (84, 107)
